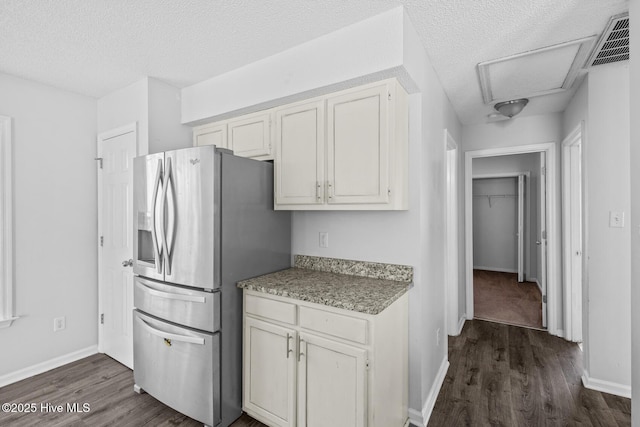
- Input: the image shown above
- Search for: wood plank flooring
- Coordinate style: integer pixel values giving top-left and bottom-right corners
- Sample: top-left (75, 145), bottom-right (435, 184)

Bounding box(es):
top-left (428, 320), bottom-right (631, 426)
top-left (0, 353), bottom-right (266, 427)
top-left (1, 322), bottom-right (631, 426)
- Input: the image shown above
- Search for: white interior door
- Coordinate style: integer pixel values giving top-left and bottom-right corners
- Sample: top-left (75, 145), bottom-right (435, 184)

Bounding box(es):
top-left (517, 174), bottom-right (525, 282)
top-left (568, 143), bottom-right (583, 341)
top-left (98, 123), bottom-right (137, 368)
top-left (539, 153), bottom-right (548, 328)
top-left (562, 128), bottom-right (583, 342)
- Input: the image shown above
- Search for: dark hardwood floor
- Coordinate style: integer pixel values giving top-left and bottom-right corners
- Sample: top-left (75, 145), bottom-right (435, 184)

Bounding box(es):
top-left (1, 322), bottom-right (631, 426)
top-left (0, 353), bottom-right (266, 427)
top-left (428, 319), bottom-right (631, 426)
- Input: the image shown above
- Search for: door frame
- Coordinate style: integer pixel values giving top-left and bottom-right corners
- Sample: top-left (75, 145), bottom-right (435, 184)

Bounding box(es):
top-left (97, 122), bottom-right (138, 354)
top-left (562, 123), bottom-right (584, 342)
top-left (471, 172), bottom-right (531, 280)
top-left (444, 129), bottom-right (461, 335)
top-left (464, 143), bottom-right (559, 336)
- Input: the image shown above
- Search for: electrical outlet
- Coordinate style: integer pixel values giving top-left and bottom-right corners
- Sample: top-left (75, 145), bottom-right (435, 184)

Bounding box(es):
top-left (436, 328), bottom-right (441, 346)
top-left (319, 232), bottom-right (329, 248)
top-left (54, 316), bottom-right (66, 332)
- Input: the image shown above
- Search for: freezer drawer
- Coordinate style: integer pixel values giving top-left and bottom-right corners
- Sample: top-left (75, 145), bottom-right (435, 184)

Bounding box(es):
top-left (134, 276), bottom-right (220, 333)
top-left (133, 310), bottom-right (220, 426)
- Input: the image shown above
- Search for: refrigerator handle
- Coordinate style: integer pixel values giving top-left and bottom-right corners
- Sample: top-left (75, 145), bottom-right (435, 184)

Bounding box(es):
top-left (135, 315), bottom-right (205, 345)
top-left (151, 159), bottom-right (164, 274)
top-left (162, 157), bottom-right (175, 276)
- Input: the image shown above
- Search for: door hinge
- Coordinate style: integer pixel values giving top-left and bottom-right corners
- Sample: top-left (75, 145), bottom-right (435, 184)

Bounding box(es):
top-left (542, 230), bottom-right (547, 239)
top-left (100, 313), bottom-right (104, 324)
top-left (542, 295), bottom-right (547, 304)
top-left (388, 92), bottom-right (392, 101)
top-left (388, 188), bottom-right (391, 196)
top-left (366, 360), bottom-right (370, 370)
top-left (94, 157), bottom-right (103, 169)
top-left (541, 166), bottom-right (546, 175)
top-left (100, 236), bottom-right (104, 247)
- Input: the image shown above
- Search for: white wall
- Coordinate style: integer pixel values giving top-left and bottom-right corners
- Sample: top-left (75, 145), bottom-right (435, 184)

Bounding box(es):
top-left (181, 8), bottom-right (409, 124)
top-left (0, 73), bottom-right (98, 379)
top-left (563, 64), bottom-right (632, 396)
top-left (98, 77), bottom-right (190, 155)
top-left (180, 8), bottom-right (463, 423)
top-left (462, 113), bottom-right (563, 329)
top-left (98, 78), bottom-right (148, 152)
top-left (629, 0), bottom-right (640, 421)
top-left (583, 63), bottom-right (631, 395)
top-left (472, 178), bottom-right (519, 272)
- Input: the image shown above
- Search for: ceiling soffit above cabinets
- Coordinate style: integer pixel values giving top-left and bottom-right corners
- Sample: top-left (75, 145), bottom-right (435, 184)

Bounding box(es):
top-left (586, 12), bottom-right (630, 67)
top-left (477, 36), bottom-right (597, 105)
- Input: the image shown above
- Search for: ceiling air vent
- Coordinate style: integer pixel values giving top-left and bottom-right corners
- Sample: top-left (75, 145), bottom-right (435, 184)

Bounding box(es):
top-left (587, 13), bottom-right (629, 67)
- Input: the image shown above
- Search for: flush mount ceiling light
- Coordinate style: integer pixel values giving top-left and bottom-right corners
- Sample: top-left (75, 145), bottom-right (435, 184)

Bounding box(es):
top-left (494, 99), bottom-right (529, 118)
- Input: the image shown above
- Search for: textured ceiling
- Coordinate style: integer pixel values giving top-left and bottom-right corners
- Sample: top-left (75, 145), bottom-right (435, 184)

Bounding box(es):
top-left (0, 0), bottom-right (629, 124)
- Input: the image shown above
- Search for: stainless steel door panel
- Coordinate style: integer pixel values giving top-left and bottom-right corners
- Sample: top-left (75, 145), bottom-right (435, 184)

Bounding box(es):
top-left (133, 310), bottom-right (220, 427)
top-left (134, 277), bottom-right (220, 332)
top-left (164, 146), bottom-right (218, 289)
top-left (133, 152), bottom-right (165, 281)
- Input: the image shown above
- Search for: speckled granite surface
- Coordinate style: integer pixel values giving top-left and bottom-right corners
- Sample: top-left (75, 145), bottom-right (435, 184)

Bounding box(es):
top-left (238, 256), bottom-right (413, 315)
top-left (295, 255), bottom-right (413, 282)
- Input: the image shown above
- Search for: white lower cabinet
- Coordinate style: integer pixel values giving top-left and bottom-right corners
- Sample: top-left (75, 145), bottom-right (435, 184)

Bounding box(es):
top-left (244, 317), bottom-right (297, 427)
top-left (298, 333), bottom-right (367, 427)
top-left (242, 290), bottom-right (408, 427)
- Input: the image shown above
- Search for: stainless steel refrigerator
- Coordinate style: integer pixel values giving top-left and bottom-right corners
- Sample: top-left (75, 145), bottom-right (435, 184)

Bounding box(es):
top-left (132, 145), bottom-right (291, 427)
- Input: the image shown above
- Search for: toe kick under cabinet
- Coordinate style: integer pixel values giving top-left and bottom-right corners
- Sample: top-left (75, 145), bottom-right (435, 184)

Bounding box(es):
top-left (242, 290), bottom-right (408, 427)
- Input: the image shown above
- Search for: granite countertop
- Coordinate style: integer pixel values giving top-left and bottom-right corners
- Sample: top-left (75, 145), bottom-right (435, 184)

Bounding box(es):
top-left (237, 255), bottom-right (413, 315)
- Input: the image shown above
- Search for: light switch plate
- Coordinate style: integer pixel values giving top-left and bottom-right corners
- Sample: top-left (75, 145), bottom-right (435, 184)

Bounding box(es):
top-left (609, 211), bottom-right (625, 228)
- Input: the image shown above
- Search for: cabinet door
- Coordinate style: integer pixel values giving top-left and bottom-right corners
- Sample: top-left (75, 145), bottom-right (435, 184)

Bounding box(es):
top-left (228, 112), bottom-right (272, 159)
top-left (193, 122), bottom-right (227, 148)
top-left (327, 84), bottom-right (389, 204)
top-left (298, 333), bottom-right (367, 427)
top-left (275, 100), bottom-right (325, 206)
top-left (244, 317), bottom-right (297, 427)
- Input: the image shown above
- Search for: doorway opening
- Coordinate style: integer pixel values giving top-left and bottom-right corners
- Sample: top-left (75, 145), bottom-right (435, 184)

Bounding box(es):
top-left (465, 143), bottom-right (559, 335)
top-left (471, 172), bottom-right (544, 329)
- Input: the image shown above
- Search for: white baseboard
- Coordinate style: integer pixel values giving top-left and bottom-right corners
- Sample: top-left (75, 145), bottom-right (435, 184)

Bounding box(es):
top-left (452, 315), bottom-right (466, 336)
top-left (0, 345), bottom-right (98, 388)
top-left (408, 356), bottom-right (450, 426)
top-left (473, 266), bottom-right (517, 274)
top-left (532, 278), bottom-right (542, 293)
top-left (582, 370), bottom-right (632, 398)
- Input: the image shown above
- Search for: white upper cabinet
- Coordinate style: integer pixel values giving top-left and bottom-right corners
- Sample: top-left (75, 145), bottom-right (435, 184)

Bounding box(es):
top-left (275, 79), bottom-right (408, 211)
top-left (327, 84), bottom-right (389, 205)
top-left (192, 112), bottom-right (274, 160)
top-left (275, 100), bottom-right (325, 206)
top-left (192, 78), bottom-right (408, 210)
top-left (227, 111), bottom-right (273, 160)
top-left (193, 122), bottom-right (227, 148)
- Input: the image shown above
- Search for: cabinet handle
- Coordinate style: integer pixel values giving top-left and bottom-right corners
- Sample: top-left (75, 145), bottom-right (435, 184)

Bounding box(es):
top-left (286, 333), bottom-right (293, 359)
top-left (298, 337), bottom-right (305, 361)
top-left (327, 182), bottom-right (333, 200)
top-left (316, 182), bottom-right (321, 202)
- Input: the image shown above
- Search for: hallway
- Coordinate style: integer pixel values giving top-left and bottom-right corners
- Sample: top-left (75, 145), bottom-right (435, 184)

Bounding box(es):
top-left (428, 320), bottom-right (630, 426)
